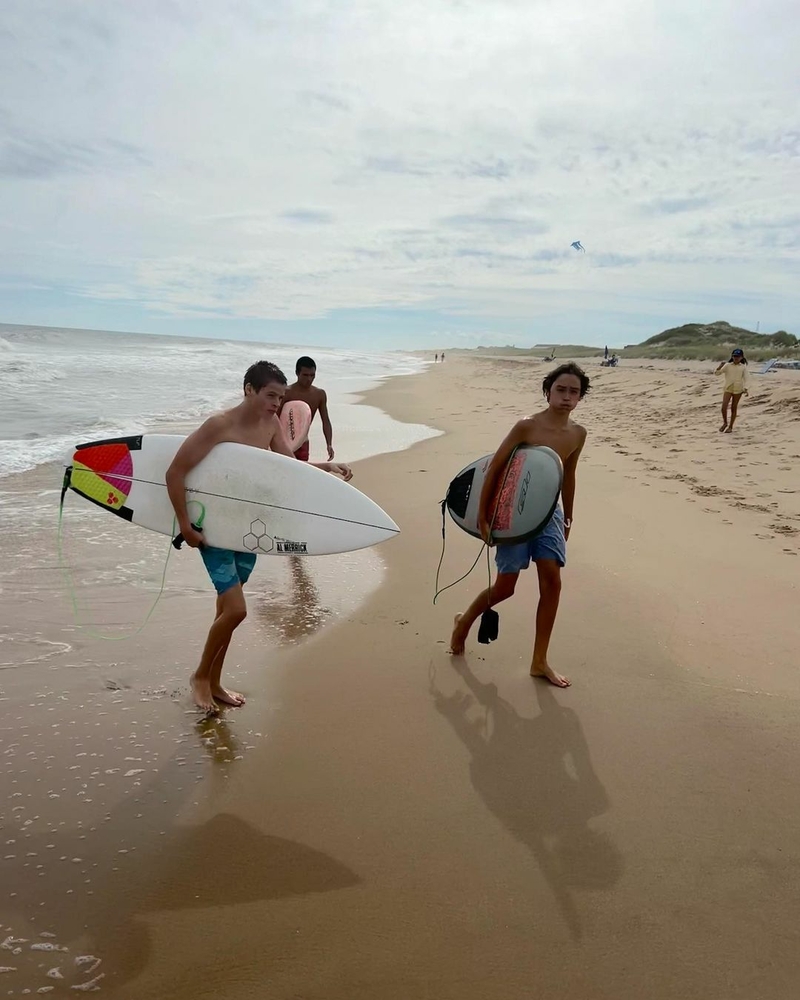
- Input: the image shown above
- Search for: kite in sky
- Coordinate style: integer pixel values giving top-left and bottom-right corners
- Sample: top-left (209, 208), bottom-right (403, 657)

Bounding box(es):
top-left (570, 241), bottom-right (585, 252)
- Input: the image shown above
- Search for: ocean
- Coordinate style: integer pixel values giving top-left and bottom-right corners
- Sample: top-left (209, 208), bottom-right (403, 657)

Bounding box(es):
top-left (0, 323), bottom-right (435, 479)
top-left (0, 322), bottom-right (438, 661)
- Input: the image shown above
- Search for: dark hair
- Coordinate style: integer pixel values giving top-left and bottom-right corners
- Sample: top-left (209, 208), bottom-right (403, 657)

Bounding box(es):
top-left (729, 349), bottom-right (748, 364)
top-left (542, 362), bottom-right (591, 398)
top-left (243, 361), bottom-right (287, 393)
top-left (296, 356), bottom-right (316, 374)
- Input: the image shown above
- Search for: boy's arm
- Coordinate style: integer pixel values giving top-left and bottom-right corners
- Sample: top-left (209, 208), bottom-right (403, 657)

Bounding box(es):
top-left (319, 390), bottom-right (334, 460)
top-left (561, 429), bottom-right (587, 539)
top-left (165, 418), bottom-right (223, 547)
top-left (477, 421), bottom-right (529, 542)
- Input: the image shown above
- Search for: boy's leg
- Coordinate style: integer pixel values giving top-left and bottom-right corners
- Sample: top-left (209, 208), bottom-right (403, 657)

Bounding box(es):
top-left (192, 584), bottom-right (247, 712)
top-left (531, 559), bottom-right (569, 687)
top-left (207, 552), bottom-right (256, 706)
top-left (449, 572), bottom-right (518, 655)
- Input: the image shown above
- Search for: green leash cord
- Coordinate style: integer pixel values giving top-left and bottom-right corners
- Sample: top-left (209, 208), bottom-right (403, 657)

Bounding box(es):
top-left (57, 468), bottom-right (206, 641)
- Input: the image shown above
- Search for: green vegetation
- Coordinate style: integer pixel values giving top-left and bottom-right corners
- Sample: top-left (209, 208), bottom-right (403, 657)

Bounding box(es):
top-left (473, 321), bottom-right (798, 362)
top-left (622, 321), bottom-right (799, 361)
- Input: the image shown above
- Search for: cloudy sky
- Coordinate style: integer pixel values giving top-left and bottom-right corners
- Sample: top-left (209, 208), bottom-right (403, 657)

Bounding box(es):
top-left (1, 0), bottom-right (798, 349)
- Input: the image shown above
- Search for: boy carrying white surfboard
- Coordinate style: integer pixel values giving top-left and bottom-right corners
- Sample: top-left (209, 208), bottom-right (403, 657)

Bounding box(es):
top-left (449, 363), bottom-right (589, 687)
top-left (166, 361), bottom-right (352, 714)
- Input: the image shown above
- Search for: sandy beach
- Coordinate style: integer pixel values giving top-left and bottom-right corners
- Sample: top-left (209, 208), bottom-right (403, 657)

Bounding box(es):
top-left (3, 354), bottom-right (800, 998)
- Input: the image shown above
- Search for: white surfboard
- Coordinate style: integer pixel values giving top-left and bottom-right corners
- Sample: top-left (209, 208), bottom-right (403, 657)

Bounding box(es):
top-left (446, 445), bottom-right (563, 544)
top-left (279, 400), bottom-right (313, 452)
top-left (67, 434), bottom-right (399, 556)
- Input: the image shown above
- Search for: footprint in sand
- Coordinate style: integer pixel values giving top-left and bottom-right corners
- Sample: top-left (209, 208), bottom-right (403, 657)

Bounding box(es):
top-left (755, 533), bottom-right (775, 540)
top-left (783, 550), bottom-right (797, 556)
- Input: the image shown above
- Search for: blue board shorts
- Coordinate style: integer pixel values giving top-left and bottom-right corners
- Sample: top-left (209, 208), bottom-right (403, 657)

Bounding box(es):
top-left (200, 547), bottom-right (257, 595)
top-left (495, 507), bottom-right (566, 575)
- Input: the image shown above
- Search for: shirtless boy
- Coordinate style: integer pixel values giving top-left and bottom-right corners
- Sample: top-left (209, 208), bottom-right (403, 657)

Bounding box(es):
top-left (449, 363), bottom-right (589, 687)
top-left (279, 356), bottom-right (334, 461)
top-left (166, 361), bottom-right (352, 713)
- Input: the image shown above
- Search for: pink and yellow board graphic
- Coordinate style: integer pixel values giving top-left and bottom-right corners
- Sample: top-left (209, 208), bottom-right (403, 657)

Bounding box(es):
top-left (70, 440), bottom-right (136, 519)
top-left (489, 450), bottom-right (525, 532)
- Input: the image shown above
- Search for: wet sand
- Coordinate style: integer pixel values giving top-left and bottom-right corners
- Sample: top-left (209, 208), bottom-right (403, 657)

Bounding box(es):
top-left (3, 355), bottom-right (800, 997)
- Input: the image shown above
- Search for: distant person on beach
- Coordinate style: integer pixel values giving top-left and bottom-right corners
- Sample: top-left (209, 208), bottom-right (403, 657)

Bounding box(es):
top-left (715, 349), bottom-right (749, 433)
top-left (279, 356), bottom-right (335, 461)
top-left (449, 362), bottom-right (589, 687)
top-left (166, 361), bottom-right (352, 714)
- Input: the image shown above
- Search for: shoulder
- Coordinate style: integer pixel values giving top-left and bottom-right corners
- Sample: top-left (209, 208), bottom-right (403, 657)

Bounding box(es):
top-left (194, 412), bottom-right (229, 439)
top-left (572, 421), bottom-right (587, 442)
top-left (314, 386), bottom-right (327, 401)
top-left (510, 416), bottom-right (536, 439)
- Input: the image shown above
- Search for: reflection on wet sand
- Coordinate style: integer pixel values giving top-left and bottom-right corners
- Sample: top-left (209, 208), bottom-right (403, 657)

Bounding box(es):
top-left (254, 557), bottom-right (329, 645)
top-left (2, 739), bottom-right (359, 994)
top-left (431, 659), bottom-right (623, 940)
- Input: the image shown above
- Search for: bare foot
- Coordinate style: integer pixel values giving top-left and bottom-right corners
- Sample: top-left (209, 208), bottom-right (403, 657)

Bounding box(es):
top-left (212, 686), bottom-right (246, 707)
top-left (449, 614), bottom-right (466, 656)
top-left (531, 662), bottom-right (571, 687)
top-left (724, 426), bottom-right (733, 434)
top-left (191, 676), bottom-right (219, 714)
top-left (719, 423), bottom-right (727, 432)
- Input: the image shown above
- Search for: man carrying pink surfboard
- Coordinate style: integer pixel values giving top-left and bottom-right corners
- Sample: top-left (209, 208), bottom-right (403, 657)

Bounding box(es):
top-left (279, 356), bottom-right (335, 462)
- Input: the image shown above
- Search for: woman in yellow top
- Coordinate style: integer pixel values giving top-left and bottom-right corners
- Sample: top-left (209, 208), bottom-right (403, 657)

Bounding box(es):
top-left (715, 348), bottom-right (749, 433)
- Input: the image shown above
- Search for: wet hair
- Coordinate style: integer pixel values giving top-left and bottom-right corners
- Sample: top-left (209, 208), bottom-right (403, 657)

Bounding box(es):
top-left (542, 362), bottom-right (591, 399)
top-left (296, 356), bottom-right (316, 374)
top-left (729, 349), bottom-right (748, 364)
top-left (242, 361), bottom-right (287, 393)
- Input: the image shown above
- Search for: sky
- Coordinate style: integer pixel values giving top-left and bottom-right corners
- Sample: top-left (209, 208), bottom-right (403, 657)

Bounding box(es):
top-left (1, 0), bottom-right (798, 350)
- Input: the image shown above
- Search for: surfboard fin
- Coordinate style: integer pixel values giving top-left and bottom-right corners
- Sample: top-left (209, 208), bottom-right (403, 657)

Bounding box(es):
top-left (172, 523), bottom-right (204, 550)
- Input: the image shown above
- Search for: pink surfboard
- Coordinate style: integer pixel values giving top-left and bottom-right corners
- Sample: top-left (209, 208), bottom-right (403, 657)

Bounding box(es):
top-left (280, 400), bottom-right (313, 453)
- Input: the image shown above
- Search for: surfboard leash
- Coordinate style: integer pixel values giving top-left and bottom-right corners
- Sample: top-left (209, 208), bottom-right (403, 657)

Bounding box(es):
top-left (57, 468), bottom-right (205, 641)
top-left (432, 446), bottom-right (520, 608)
top-left (432, 497), bottom-right (490, 605)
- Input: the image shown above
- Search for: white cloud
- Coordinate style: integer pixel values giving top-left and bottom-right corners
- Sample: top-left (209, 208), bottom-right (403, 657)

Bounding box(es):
top-left (0, 0), bottom-right (798, 339)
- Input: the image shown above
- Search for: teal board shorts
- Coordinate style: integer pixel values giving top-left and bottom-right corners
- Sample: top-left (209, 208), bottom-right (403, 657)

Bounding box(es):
top-left (200, 547), bottom-right (257, 595)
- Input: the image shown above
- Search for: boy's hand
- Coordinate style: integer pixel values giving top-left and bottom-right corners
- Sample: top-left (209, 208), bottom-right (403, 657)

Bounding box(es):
top-left (324, 462), bottom-right (353, 481)
top-left (180, 525), bottom-right (206, 548)
top-left (327, 444), bottom-right (335, 460)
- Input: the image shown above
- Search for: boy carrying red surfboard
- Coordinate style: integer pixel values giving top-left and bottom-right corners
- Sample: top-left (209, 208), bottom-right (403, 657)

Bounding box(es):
top-left (449, 363), bottom-right (589, 687)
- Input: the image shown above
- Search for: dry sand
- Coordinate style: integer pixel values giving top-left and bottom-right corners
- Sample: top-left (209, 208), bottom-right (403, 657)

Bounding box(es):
top-left (3, 354), bottom-right (800, 998)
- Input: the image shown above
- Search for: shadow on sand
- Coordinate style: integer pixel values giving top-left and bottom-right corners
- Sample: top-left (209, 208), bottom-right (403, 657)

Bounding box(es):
top-left (4, 715), bottom-right (359, 993)
top-left (431, 657), bottom-right (623, 939)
